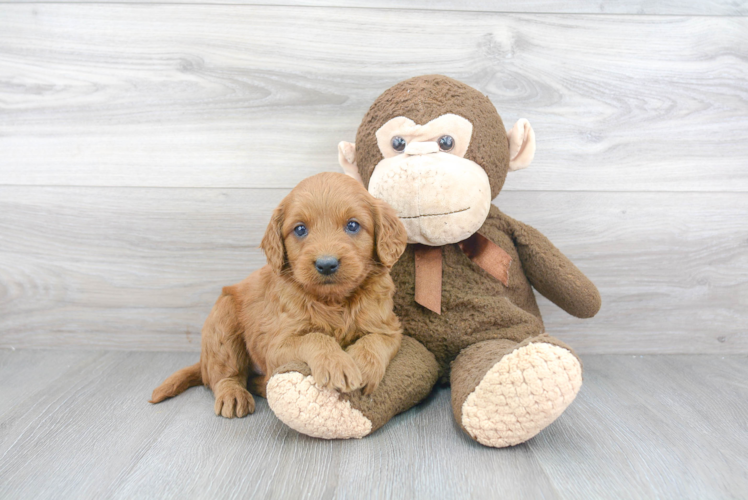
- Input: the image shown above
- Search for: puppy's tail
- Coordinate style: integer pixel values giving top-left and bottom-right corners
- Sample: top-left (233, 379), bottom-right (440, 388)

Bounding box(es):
top-left (149, 362), bottom-right (203, 404)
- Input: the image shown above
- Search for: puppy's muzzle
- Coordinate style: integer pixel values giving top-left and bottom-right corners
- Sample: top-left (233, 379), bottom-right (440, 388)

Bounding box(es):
top-left (315, 256), bottom-right (340, 276)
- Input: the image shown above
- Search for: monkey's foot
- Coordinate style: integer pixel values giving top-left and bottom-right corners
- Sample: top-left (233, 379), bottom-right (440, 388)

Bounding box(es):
top-left (460, 342), bottom-right (582, 448)
top-left (267, 338), bottom-right (439, 439)
top-left (266, 369), bottom-right (372, 439)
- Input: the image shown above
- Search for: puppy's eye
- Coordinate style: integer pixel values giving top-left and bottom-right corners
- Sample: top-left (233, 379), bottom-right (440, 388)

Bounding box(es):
top-left (438, 135), bottom-right (454, 152)
top-left (391, 136), bottom-right (406, 152)
top-left (293, 224), bottom-right (308, 238)
top-left (345, 220), bottom-right (360, 234)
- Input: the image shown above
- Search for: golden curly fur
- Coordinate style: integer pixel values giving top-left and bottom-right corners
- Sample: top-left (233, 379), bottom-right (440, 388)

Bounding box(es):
top-left (150, 172), bottom-right (408, 418)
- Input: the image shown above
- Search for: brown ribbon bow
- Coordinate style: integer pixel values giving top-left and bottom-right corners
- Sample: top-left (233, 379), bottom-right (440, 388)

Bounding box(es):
top-left (414, 232), bottom-right (512, 315)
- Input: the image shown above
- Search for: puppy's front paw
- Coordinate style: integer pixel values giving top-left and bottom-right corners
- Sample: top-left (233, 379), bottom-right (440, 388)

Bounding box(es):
top-left (213, 379), bottom-right (255, 418)
top-left (347, 344), bottom-right (386, 395)
top-left (309, 351), bottom-right (363, 393)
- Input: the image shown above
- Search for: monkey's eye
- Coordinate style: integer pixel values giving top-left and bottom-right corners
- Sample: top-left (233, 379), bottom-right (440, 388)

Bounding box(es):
top-left (438, 135), bottom-right (454, 152)
top-left (294, 224), bottom-right (308, 238)
top-left (345, 220), bottom-right (361, 234)
top-left (391, 136), bottom-right (406, 152)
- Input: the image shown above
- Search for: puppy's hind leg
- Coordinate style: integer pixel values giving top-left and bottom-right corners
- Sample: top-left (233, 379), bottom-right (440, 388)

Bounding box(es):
top-left (201, 289), bottom-right (255, 418)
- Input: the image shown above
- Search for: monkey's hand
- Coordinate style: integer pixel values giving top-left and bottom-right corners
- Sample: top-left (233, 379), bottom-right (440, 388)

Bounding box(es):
top-left (495, 211), bottom-right (601, 318)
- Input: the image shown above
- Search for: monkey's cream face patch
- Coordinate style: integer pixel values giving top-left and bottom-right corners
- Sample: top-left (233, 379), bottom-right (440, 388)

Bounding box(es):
top-left (369, 153), bottom-right (491, 246)
top-left (370, 114), bottom-right (491, 246)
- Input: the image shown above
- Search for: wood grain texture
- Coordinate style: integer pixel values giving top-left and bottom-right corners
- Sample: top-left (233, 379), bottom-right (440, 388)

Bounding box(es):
top-left (0, 348), bottom-right (91, 419)
top-left (529, 355), bottom-right (748, 498)
top-left (0, 351), bottom-right (196, 498)
top-left (2, 1), bottom-right (745, 15)
top-left (0, 187), bottom-right (284, 351)
top-left (0, 350), bottom-right (745, 499)
top-left (1, 186), bottom-right (745, 353)
top-left (1, 6), bottom-right (747, 191)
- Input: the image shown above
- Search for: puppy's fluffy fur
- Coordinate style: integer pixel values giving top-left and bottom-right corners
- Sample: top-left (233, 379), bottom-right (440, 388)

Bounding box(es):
top-left (150, 172), bottom-right (408, 418)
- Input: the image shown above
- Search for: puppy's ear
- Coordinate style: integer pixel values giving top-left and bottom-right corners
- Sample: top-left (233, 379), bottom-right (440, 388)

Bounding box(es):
top-left (261, 204), bottom-right (285, 273)
top-left (373, 198), bottom-right (407, 268)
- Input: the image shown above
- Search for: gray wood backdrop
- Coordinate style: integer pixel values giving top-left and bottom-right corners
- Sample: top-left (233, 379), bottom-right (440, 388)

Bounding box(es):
top-left (1, 1), bottom-right (746, 354)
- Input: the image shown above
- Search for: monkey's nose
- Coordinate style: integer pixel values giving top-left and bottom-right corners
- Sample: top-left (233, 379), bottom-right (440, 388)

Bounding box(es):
top-left (404, 141), bottom-right (439, 156)
top-left (315, 256), bottom-right (340, 276)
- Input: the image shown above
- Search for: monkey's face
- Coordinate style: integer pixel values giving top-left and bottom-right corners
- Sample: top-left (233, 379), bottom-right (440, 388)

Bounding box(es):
top-left (339, 75), bottom-right (537, 248)
top-left (367, 114), bottom-right (492, 246)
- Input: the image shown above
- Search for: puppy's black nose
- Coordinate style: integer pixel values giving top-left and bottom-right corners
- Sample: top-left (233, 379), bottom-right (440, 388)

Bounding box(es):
top-left (315, 256), bottom-right (339, 276)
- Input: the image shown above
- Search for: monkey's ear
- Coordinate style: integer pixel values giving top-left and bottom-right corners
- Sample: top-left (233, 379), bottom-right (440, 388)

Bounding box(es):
top-left (506, 119), bottom-right (536, 171)
top-left (260, 204), bottom-right (285, 274)
top-left (338, 141), bottom-right (364, 184)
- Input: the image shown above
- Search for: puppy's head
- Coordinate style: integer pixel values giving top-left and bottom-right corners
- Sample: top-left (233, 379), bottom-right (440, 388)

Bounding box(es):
top-left (261, 172), bottom-right (407, 299)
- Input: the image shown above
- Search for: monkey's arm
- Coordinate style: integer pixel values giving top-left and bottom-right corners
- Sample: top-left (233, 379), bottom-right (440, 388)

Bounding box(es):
top-left (490, 209), bottom-right (601, 319)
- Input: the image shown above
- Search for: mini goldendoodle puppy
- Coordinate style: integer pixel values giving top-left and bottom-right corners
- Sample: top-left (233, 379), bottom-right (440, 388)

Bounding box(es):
top-left (150, 172), bottom-right (408, 418)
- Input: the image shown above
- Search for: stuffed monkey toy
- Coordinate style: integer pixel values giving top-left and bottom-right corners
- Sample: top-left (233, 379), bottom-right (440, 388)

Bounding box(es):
top-left (266, 75), bottom-right (601, 448)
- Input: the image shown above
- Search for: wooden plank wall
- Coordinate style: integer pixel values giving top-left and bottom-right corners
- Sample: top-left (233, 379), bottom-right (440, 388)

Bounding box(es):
top-left (1, 2), bottom-right (746, 353)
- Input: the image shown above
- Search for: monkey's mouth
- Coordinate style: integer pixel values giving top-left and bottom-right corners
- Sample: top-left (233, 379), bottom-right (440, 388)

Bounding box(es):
top-left (399, 207), bottom-right (470, 220)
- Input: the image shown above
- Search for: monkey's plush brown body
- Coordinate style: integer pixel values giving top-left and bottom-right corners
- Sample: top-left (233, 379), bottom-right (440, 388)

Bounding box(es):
top-left (392, 205), bottom-right (600, 380)
top-left (266, 75), bottom-right (601, 447)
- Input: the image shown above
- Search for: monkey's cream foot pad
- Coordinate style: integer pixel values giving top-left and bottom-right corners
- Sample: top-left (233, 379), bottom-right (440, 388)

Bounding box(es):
top-left (267, 371), bottom-right (372, 439)
top-left (461, 342), bottom-right (582, 448)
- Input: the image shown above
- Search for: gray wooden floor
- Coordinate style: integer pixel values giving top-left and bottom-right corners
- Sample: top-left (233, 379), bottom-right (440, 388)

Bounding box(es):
top-left (0, 349), bottom-right (745, 499)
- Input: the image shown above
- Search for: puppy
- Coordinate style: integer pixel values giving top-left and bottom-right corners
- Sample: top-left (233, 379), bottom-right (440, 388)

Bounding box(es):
top-left (150, 172), bottom-right (408, 418)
